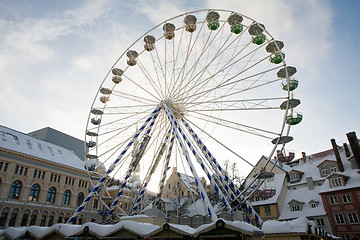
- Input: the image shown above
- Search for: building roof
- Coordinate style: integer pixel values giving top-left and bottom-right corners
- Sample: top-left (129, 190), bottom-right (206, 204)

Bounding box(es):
top-left (0, 125), bottom-right (86, 171)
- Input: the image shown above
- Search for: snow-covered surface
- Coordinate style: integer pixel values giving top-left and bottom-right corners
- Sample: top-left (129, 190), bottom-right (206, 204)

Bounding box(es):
top-left (0, 125), bottom-right (85, 170)
top-left (250, 173), bottom-right (287, 206)
top-left (161, 197), bottom-right (188, 211)
top-left (0, 219), bottom-right (262, 239)
top-left (279, 186), bottom-right (326, 220)
top-left (184, 199), bottom-right (223, 217)
top-left (178, 172), bottom-right (204, 195)
top-left (263, 217), bottom-right (315, 234)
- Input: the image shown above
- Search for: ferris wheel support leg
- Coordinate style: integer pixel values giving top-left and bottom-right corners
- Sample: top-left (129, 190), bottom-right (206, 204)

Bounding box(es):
top-left (66, 105), bottom-right (161, 224)
top-left (106, 109), bottom-right (160, 222)
top-left (130, 130), bottom-right (172, 215)
top-left (175, 121), bottom-right (234, 214)
top-left (181, 118), bottom-right (263, 226)
top-left (162, 103), bottom-right (218, 222)
top-left (153, 131), bottom-right (175, 208)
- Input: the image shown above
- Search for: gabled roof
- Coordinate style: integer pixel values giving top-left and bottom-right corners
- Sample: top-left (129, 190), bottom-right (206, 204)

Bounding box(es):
top-left (287, 199), bottom-right (305, 205)
top-left (288, 169), bottom-right (304, 174)
top-left (325, 172), bottom-right (350, 180)
top-left (316, 160), bottom-right (337, 167)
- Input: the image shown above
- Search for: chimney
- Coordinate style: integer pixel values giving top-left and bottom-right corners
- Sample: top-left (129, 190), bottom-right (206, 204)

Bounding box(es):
top-left (302, 152), bottom-right (306, 163)
top-left (346, 131), bottom-right (360, 169)
top-left (306, 177), bottom-right (314, 190)
top-left (343, 143), bottom-right (351, 157)
top-left (331, 139), bottom-right (344, 172)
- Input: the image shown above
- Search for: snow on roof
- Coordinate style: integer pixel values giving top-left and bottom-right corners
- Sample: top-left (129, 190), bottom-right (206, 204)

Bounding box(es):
top-left (318, 147), bottom-right (360, 193)
top-left (1, 219), bottom-right (261, 239)
top-left (178, 172), bottom-right (204, 194)
top-left (160, 197), bottom-right (188, 210)
top-left (263, 217), bottom-right (315, 234)
top-left (184, 198), bottom-right (223, 217)
top-left (0, 125), bottom-right (86, 171)
top-left (248, 173), bottom-right (287, 206)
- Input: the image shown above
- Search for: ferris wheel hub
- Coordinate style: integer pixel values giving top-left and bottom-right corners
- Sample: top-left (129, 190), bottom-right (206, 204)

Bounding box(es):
top-left (163, 99), bottom-right (187, 119)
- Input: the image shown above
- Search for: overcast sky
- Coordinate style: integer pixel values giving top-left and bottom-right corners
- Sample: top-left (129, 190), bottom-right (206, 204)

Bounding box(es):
top-left (1, 0), bottom-right (359, 168)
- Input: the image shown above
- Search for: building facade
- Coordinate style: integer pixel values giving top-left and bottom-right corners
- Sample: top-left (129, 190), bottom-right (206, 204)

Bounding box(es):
top-left (0, 125), bottom-right (101, 228)
top-left (319, 133), bottom-right (360, 239)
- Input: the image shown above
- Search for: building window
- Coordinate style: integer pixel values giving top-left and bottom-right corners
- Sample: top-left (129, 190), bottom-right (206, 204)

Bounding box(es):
top-left (29, 213), bottom-right (37, 226)
top-left (0, 212), bottom-right (8, 227)
top-left (47, 187), bottom-right (56, 204)
top-left (21, 211), bottom-right (29, 226)
top-left (321, 168), bottom-right (328, 176)
top-left (77, 192), bottom-right (84, 206)
top-left (63, 190), bottom-right (71, 205)
top-left (310, 202), bottom-right (318, 208)
top-left (290, 205), bottom-right (300, 212)
top-left (19, 166), bottom-right (23, 175)
top-left (8, 212), bottom-right (17, 227)
top-left (29, 184), bottom-right (40, 201)
top-left (330, 166), bottom-right (337, 172)
top-left (342, 194), bottom-right (352, 204)
top-left (253, 206), bottom-right (260, 213)
top-left (316, 218), bottom-right (325, 226)
top-left (334, 213), bottom-right (346, 225)
top-left (40, 215), bottom-right (47, 226)
top-left (347, 212), bottom-right (359, 224)
top-left (329, 196), bottom-right (339, 205)
top-left (9, 180), bottom-right (22, 199)
top-left (14, 165), bottom-right (19, 174)
top-left (48, 215), bottom-right (54, 226)
top-left (264, 206), bottom-right (271, 213)
top-left (330, 177), bottom-right (343, 188)
top-left (289, 173), bottom-right (299, 182)
top-left (33, 170), bottom-right (37, 178)
top-left (340, 234), bottom-right (351, 240)
top-left (24, 167), bottom-right (28, 175)
top-left (93, 199), bottom-right (99, 210)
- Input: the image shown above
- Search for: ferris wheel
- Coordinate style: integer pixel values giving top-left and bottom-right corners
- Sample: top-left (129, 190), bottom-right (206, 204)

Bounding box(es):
top-left (69, 9), bottom-right (301, 225)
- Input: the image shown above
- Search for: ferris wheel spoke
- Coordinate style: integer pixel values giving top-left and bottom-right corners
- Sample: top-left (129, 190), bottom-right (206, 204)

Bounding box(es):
top-left (111, 90), bottom-right (159, 105)
top-left (180, 65), bottom-right (282, 106)
top-left (189, 111), bottom-right (280, 138)
top-left (173, 21), bottom-right (227, 102)
top-left (169, 20), bottom-right (207, 98)
top-left (184, 117), bottom-right (256, 168)
top-left (136, 58), bottom-right (165, 100)
top-left (122, 74), bottom-right (161, 102)
top-left (176, 35), bottom-right (265, 102)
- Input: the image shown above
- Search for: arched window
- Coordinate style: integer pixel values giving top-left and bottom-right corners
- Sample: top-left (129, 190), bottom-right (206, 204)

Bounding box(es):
top-left (29, 210), bottom-right (38, 226)
top-left (77, 192), bottom-right (84, 206)
top-left (0, 207), bottom-right (10, 227)
top-left (9, 208), bottom-right (19, 227)
top-left (21, 209), bottom-right (30, 226)
top-left (47, 187), bottom-right (56, 203)
top-left (62, 190), bottom-right (71, 205)
top-left (29, 184), bottom-right (40, 201)
top-left (9, 180), bottom-right (22, 199)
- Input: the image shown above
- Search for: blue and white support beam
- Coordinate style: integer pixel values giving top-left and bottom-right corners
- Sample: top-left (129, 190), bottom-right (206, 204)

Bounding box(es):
top-left (66, 106), bottom-right (161, 224)
top-left (181, 118), bottom-right (263, 226)
top-left (106, 109), bottom-right (160, 222)
top-left (130, 130), bottom-right (171, 214)
top-left (154, 130), bottom-right (175, 208)
top-left (162, 103), bottom-right (218, 222)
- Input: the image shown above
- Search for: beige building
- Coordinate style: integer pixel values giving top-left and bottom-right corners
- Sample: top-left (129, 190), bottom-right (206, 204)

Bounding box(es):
top-left (0, 125), bottom-right (101, 228)
top-left (161, 167), bottom-right (208, 199)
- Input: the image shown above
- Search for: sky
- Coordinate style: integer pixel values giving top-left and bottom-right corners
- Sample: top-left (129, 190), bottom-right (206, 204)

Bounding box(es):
top-left (1, 0), bottom-right (359, 177)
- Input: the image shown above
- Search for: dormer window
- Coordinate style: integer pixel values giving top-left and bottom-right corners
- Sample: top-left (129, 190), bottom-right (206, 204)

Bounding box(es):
top-left (288, 199), bottom-right (304, 212)
top-left (330, 166), bottom-right (338, 173)
top-left (309, 200), bottom-right (319, 208)
top-left (330, 177), bottom-right (343, 187)
top-left (289, 173), bottom-right (298, 182)
top-left (291, 205), bottom-right (300, 211)
top-left (321, 168), bottom-right (329, 176)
